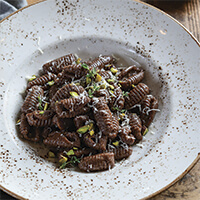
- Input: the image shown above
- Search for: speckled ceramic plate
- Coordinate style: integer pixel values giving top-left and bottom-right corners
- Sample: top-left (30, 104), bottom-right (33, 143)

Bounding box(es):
top-left (0, 0), bottom-right (200, 199)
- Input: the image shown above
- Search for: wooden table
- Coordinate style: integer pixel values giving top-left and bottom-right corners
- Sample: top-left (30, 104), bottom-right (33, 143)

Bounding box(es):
top-left (1, 0), bottom-right (199, 199)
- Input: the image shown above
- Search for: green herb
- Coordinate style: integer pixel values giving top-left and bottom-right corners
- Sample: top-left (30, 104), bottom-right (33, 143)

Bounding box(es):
top-left (81, 63), bottom-right (90, 70)
top-left (95, 73), bottom-right (102, 82)
top-left (86, 77), bottom-right (92, 84)
top-left (123, 91), bottom-right (129, 97)
top-left (39, 111), bottom-right (44, 114)
top-left (76, 58), bottom-right (82, 64)
top-left (28, 75), bottom-right (36, 82)
top-left (112, 107), bottom-right (126, 113)
top-left (109, 84), bottom-right (114, 90)
top-left (88, 89), bottom-right (93, 98)
top-left (59, 156), bottom-right (80, 169)
top-left (37, 95), bottom-right (43, 110)
top-left (47, 80), bottom-right (55, 86)
top-left (89, 130), bottom-right (94, 136)
top-left (73, 147), bottom-right (78, 150)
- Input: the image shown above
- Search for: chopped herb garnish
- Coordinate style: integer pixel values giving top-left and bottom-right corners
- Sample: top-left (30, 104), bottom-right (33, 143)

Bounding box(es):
top-left (37, 95), bottom-right (43, 110)
top-left (132, 84), bottom-right (135, 88)
top-left (28, 75), bottom-right (36, 82)
top-left (113, 107), bottom-right (126, 113)
top-left (39, 111), bottom-right (44, 114)
top-left (73, 147), bottom-right (78, 150)
top-left (112, 141), bottom-right (119, 146)
top-left (70, 91), bottom-right (79, 97)
top-left (81, 63), bottom-right (90, 70)
top-left (100, 83), bottom-right (106, 89)
top-left (77, 125), bottom-right (90, 134)
top-left (88, 123), bottom-right (94, 131)
top-left (88, 89), bottom-right (93, 98)
top-left (48, 80), bottom-right (55, 86)
top-left (123, 91), bottom-right (129, 97)
top-left (67, 149), bottom-right (75, 156)
top-left (59, 156), bottom-right (80, 169)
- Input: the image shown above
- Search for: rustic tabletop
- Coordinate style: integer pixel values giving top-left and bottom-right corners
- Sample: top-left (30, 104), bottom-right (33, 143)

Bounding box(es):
top-left (1, 0), bottom-right (199, 199)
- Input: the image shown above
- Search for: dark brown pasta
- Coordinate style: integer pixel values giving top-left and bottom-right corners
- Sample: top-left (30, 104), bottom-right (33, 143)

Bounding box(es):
top-left (120, 71), bottom-right (144, 90)
top-left (125, 83), bottom-right (150, 109)
top-left (78, 152), bottom-right (115, 172)
top-left (117, 65), bottom-right (142, 79)
top-left (19, 54), bottom-right (158, 172)
top-left (55, 96), bottom-right (90, 118)
top-left (129, 113), bottom-right (143, 141)
top-left (42, 53), bottom-right (76, 74)
top-left (109, 146), bottom-right (133, 161)
top-left (109, 85), bottom-right (124, 110)
top-left (73, 115), bottom-right (89, 129)
top-left (50, 83), bottom-right (85, 110)
top-left (140, 95), bottom-right (159, 127)
top-left (43, 131), bottom-right (80, 148)
top-left (98, 70), bottom-right (112, 80)
top-left (118, 127), bottom-right (135, 146)
top-left (92, 97), bottom-right (119, 139)
top-left (21, 86), bottom-right (44, 114)
top-left (90, 55), bottom-right (114, 69)
top-left (27, 73), bottom-right (57, 89)
top-left (83, 133), bottom-right (107, 151)
top-left (19, 113), bottom-right (41, 142)
top-left (52, 115), bottom-right (73, 130)
top-left (26, 110), bottom-right (54, 127)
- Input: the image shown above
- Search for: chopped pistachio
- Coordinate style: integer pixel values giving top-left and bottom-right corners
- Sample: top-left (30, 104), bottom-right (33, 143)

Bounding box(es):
top-left (77, 125), bottom-right (90, 134)
top-left (88, 123), bottom-right (94, 131)
top-left (95, 73), bottom-right (102, 82)
top-left (44, 102), bottom-right (48, 111)
top-left (143, 128), bottom-right (148, 136)
top-left (86, 77), bottom-right (92, 84)
top-left (28, 75), bottom-right (36, 82)
top-left (48, 151), bottom-right (55, 158)
top-left (48, 80), bottom-right (55, 86)
top-left (89, 130), bottom-right (94, 136)
top-left (70, 91), bottom-right (79, 97)
top-left (67, 149), bottom-right (75, 156)
top-left (119, 113), bottom-right (125, 120)
top-left (39, 111), bottom-right (44, 114)
top-left (110, 67), bottom-right (118, 74)
top-left (118, 83), bottom-right (122, 87)
top-left (109, 84), bottom-right (115, 90)
top-left (16, 119), bottom-right (21, 125)
top-left (76, 58), bottom-right (82, 64)
top-left (107, 79), bottom-right (114, 83)
top-left (100, 83), bottom-right (106, 89)
top-left (112, 141), bottom-right (119, 146)
top-left (59, 155), bottom-right (68, 164)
